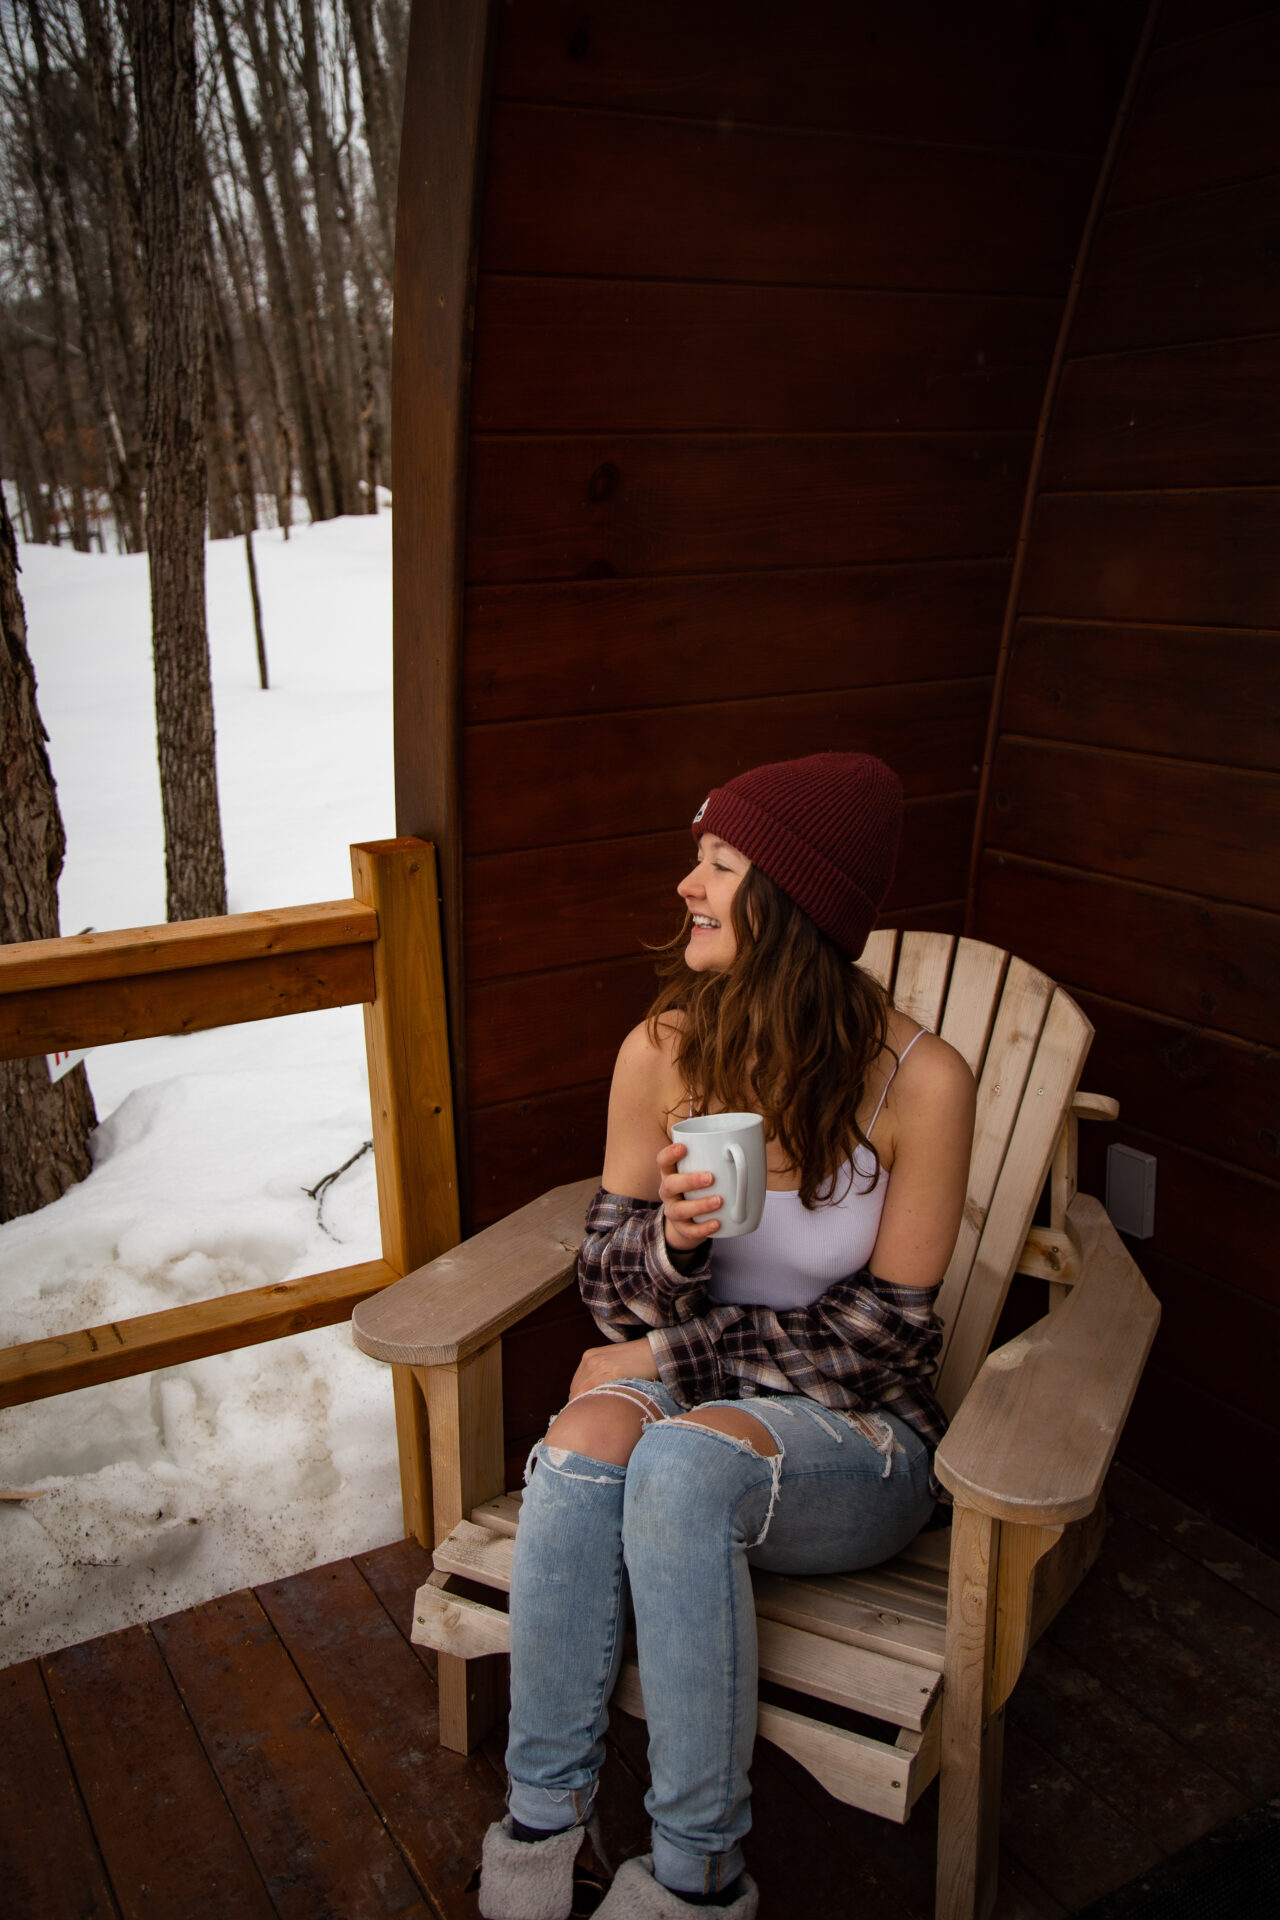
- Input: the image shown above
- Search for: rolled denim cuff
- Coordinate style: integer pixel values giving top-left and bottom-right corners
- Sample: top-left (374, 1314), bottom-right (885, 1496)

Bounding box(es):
top-left (651, 1830), bottom-right (746, 1898)
top-left (506, 1778), bottom-right (595, 1834)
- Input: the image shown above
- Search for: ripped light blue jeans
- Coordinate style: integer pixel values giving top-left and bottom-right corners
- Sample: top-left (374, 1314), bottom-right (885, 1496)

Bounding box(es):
top-left (505, 1378), bottom-right (935, 1897)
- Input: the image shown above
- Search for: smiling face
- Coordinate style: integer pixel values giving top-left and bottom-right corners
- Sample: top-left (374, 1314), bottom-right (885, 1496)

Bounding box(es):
top-left (677, 836), bottom-right (750, 971)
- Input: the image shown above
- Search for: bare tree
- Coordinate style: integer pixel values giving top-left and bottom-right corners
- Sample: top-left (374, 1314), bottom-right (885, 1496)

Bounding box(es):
top-left (128, 0), bottom-right (227, 922)
top-left (0, 487), bottom-right (96, 1221)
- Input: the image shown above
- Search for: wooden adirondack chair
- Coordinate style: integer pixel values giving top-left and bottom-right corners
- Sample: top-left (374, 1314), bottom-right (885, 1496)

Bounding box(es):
top-left (352, 932), bottom-right (1159, 1920)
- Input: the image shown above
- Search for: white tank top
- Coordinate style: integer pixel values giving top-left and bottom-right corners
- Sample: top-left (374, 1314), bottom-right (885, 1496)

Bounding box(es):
top-left (707, 1031), bottom-right (924, 1309)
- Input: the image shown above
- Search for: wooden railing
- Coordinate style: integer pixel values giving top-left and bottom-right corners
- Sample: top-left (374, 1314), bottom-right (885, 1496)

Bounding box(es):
top-left (0, 840), bottom-right (461, 1444)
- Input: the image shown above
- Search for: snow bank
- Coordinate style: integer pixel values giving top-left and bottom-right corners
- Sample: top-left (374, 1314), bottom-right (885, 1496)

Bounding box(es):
top-left (1, 515), bottom-right (404, 1667)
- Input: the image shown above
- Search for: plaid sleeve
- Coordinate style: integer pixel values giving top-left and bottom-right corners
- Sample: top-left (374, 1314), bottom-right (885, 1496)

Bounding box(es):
top-left (577, 1186), bottom-right (713, 1343)
top-left (648, 1270), bottom-right (947, 1446)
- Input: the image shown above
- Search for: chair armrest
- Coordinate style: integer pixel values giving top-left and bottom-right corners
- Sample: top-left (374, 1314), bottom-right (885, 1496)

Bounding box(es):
top-left (351, 1175), bottom-right (599, 1367)
top-left (934, 1192), bottom-right (1159, 1528)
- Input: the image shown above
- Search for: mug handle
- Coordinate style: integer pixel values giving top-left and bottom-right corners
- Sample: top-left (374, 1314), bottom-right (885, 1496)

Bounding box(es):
top-left (724, 1143), bottom-right (748, 1224)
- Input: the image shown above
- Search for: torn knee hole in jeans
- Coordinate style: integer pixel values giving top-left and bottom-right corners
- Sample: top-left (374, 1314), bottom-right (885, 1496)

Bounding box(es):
top-left (665, 1417), bottom-right (786, 1547)
top-left (575, 1384), bottom-right (666, 1425)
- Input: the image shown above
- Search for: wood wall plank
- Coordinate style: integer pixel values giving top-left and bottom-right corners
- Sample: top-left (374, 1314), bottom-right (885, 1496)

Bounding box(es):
top-left (985, 738), bottom-right (1280, 912)
top-left (973, 853), bottom-right (1280, 1046)
top-left (469, 1079), bottom-right (612, 1228)
top-left (1131, 1247), bottom-right (1279, 1427)
top-left (481, 103), bottom-right (1095, 295)
top-left (463, 793), bottom-right (974, 982)
top-left (1073, 990), bottom-right (1280, 1182)
top-left (1116, 1364), bottom-right (1278, 1555)
top-left (1156, 1), bottom-right (1276, 47)
top-left (463, 561), bottom-right (1008, 725)
top-left (1072, 171), bottom-right (1280, 357)
top-left (465, 830), bottom-right (686, 982)
top-left (1000, 620), bottom-right (1280, 770)
top-left (1077, 1123), bottom-right (1278, 1309)
top-left (467, 955), bottom-right (656, 1107)
top-left (464, 681), bottom-right (989, 854)
top-left (465, 433), bottom-right (1028, 585)
top-left (1020, 489), bottom-right (1280, 627)
top-left (1045, 335), bottom-right (1280, 491)
top-left (472, 278), bottom-right (1058, 433)
top-left (1108, 8), bottom-right (1280, 210)
top-left (493, 0), bottom-right (1141, 151)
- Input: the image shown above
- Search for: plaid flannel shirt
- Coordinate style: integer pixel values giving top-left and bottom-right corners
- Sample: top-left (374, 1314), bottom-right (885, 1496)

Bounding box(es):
top-left (577, 1186), bottom-right (949, 1458)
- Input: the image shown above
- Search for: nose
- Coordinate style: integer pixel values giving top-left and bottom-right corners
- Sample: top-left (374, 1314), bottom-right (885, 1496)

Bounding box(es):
top-left (677, 866), bottom-right (701, 903)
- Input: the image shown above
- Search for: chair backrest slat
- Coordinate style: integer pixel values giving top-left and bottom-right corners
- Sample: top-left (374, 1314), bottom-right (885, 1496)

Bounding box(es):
top-left (891, 932), bottom-right (956, 1032)
top-left (859, 927), bottom-right (898, 992)
top-left (937, 939), bottom-right (1009, 1078)
top-left (855, 931), bottom-right (1094, 1411)
top-left (936, 986), bottom-right (1094, 1413)
top-left (932, 956), bottom-right (1055, 1347)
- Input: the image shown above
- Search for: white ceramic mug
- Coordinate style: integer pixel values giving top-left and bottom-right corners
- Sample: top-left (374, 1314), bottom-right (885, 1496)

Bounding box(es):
top-left (670, 1112), bottom-right (767, 1238)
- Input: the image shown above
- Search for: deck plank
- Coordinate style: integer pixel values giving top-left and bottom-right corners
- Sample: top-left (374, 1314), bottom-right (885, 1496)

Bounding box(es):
top-left (257, 1556), bottom-right (505, 1920)
top-left (41, 1626), bottom-right (273, 1920)
top-left (1009, 1635), bottom-right (1248, 1857)
top-left (1106, 1460), bottom-right (1280, 1615)
top-left (4, 1470), bottom-right (1279, 1919)
top-left (0, 1660), bottom-right (117, 1919)
top-left (997, 1721), bottom-right (1162, 1913)
top-left (151, 1588), bottom-right (433, 1919)
top-left (1046, 1558), bottom-right (1280, 1804)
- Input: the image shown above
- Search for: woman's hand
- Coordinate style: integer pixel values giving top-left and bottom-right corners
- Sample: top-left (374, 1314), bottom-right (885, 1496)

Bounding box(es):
top-left (570, 1338), bottom-right (659, 1399)
top-left (658, 1139), bottom-right (723, 1253)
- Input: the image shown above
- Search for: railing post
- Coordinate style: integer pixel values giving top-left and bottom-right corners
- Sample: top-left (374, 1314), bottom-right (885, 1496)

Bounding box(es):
top-left (351, 838), bottom-right (460, 1545)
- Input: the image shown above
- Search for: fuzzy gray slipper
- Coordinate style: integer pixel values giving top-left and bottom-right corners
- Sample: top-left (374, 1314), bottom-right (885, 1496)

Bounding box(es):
top-left (594, 1855), bottom-right (758, 1918)
top-left (478, 1815), bottom-right (585, 1920)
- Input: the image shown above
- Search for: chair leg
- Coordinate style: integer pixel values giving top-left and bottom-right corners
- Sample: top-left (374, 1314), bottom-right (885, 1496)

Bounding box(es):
top-left (392, 1363), bottom-right (433, 1547)
top-left (438, 1650), bottom-right (509, 1754)
top-left (937, 1505), bottom-right (1003, 1920)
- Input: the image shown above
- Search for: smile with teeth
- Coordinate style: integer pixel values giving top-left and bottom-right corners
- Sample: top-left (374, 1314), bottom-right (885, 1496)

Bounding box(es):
top-left (691, 915), bottom-right (721, 928)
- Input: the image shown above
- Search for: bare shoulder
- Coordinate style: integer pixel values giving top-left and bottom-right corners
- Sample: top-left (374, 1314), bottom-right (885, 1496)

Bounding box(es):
top-left (614, 1012), bottom-right (682, 1086)
top-left (884, 1013), bottom-right (976, 1130)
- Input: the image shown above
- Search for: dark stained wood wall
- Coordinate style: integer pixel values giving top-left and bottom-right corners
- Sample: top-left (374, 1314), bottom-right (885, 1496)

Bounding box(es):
top-left (413, 0), bottom-right (1147, 1238)
top-left (970, 2), bottom-right (1280, 1552)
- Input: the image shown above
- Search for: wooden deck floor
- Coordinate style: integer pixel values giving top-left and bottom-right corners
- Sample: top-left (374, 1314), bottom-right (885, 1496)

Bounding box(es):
top-left (4, 1462), bottom-right (1278, 1920)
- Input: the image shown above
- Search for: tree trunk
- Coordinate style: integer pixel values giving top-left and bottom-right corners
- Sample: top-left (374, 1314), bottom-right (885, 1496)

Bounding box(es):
top-left (207, 0), bottom-right (325, 523)
top-left (0, 488), bottom-right (96, 1222)
top-left (347, 0), bottom-right (396, 281)
top-left (129, 0), bottom-right (227, 924)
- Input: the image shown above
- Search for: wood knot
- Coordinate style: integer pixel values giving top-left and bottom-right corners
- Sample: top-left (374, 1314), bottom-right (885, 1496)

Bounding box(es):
top-left (587, 460), bottom-right (620, 502)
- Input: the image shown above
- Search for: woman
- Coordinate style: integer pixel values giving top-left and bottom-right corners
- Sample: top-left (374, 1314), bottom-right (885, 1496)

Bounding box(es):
top-left (479, 753), bottom-right (976, 1920)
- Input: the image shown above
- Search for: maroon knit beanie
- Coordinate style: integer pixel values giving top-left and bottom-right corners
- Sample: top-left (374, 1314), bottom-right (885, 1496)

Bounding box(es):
top-left (691, 752), bottom-right (903, 959)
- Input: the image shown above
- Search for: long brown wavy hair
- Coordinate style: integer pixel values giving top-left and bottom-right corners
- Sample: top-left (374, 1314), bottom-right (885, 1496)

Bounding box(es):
top-left (646, 865), bottom-right (893, 1207)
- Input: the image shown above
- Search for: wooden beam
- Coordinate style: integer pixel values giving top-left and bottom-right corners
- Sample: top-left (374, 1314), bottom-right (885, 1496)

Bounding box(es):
top-left (392, 0), bottom-right (500, 1221)
top-left (0, 1259), bottom-right (399, 1409)
top-left (351, 838), bottom-right (460, 1275)
top-left (0, 900), bottom-right (377, 992)
top-left (0, 944), bottom-right (375, 1061)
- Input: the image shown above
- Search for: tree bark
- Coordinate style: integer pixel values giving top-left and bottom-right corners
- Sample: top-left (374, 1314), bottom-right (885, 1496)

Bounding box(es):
top-left (207, 0), bottom-right (325, 523)
top-left (129, 0), bottom-right (227, 923)
top-left (0, 487), bottom-right (96, 1222)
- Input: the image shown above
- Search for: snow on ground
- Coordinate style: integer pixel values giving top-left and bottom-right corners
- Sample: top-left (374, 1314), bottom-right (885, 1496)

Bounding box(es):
top-left (0, 514), bottom-right (404, 1667)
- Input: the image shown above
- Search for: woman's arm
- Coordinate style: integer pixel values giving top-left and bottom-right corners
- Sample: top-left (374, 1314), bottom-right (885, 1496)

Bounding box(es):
top-left (868, 1030), bottom-right (976, 1286)
top-left (578, 1020), bottom-right (723, 1345)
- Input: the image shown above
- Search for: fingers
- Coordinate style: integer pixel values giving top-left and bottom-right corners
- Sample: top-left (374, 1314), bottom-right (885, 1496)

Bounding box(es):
top-left (657, 1140), bottom-right (721, 1249)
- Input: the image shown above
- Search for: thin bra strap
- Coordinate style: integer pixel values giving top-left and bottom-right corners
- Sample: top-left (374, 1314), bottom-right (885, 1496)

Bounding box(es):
top-left (867, 1027), bottom-right (926, 1137)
